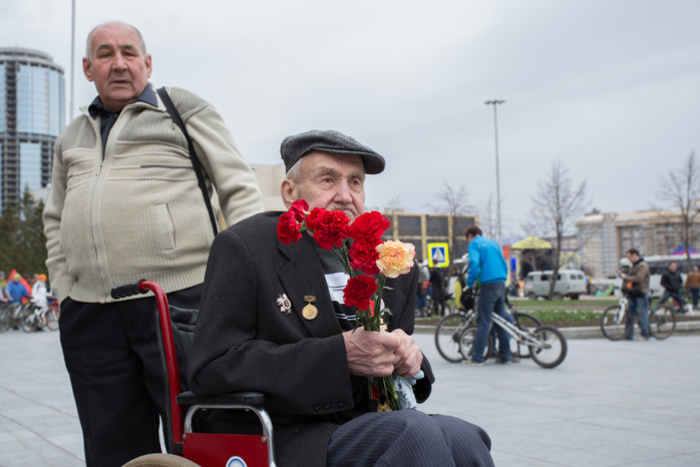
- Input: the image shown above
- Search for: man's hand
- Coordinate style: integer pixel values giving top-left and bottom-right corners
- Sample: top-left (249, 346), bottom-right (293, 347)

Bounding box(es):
top-left (343, 328), bottom-right (401, 378)
top-left (342, 328), bottom-right (423, 379)
top-left (390, 328), bottom-right (423, 379)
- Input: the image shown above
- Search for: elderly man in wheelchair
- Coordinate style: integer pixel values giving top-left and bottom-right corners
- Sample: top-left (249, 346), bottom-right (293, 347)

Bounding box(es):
top-left (129, 130), bottom-right (494, 466)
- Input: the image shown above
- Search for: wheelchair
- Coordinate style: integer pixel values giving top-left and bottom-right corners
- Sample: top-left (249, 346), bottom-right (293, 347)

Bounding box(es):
top-left (111, 280), bottom-right (276, 467)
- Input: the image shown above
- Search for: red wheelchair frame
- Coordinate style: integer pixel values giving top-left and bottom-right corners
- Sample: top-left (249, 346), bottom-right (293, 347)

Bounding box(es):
top-left (112, 280), bottom-right (276, 467)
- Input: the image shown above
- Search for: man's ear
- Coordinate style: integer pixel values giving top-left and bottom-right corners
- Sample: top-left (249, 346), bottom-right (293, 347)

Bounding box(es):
top-left (281, 179), bottom-right (297, 209)
top-left (144, 54), bottom-right (152, 78)
top-left (83, 58), bottom-right (94, 82)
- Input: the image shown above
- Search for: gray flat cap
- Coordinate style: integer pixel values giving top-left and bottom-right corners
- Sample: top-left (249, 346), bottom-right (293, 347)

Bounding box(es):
top-left (280, 129), bottom-right (386, 174)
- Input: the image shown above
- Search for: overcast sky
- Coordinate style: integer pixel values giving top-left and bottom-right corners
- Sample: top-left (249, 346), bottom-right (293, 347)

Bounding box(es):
top-left (3, 0), bottom-right (700, 238)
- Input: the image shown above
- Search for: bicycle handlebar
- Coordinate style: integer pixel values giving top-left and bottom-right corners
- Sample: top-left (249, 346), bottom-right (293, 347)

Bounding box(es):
top-left (110, 280), bottom-right (149, 300)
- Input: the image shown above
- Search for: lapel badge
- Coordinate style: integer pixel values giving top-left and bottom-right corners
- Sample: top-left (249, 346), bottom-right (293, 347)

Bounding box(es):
top-left (276, 293), bottom-right (292, 315)
top-left (302, 295), bottom-right (318, 320)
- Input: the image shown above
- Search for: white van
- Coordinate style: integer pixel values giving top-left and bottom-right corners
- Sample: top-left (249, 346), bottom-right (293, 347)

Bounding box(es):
top-left (523, 270), bottom-right (587, 300)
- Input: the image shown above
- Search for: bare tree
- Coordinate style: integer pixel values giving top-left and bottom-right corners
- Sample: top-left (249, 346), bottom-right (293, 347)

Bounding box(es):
top-left (522, 159), bottom-right (589, 299)
top-left (383, 195), bottom-right (404, 214)
top-left (428, 183), bottom-right (476, 216)
top-left (657, 152), bottom-right (700, 269)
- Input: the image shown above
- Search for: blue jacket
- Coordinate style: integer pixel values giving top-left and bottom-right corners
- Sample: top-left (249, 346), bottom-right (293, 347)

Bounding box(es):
top-left (466, 235), bottom-right (507, 287)
top-left (6, 281), bottom-right (30, 304)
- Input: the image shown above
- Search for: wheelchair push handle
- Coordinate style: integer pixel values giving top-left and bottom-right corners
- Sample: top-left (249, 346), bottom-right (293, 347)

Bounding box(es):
top-left (110, 280), bottom-right (150, 299)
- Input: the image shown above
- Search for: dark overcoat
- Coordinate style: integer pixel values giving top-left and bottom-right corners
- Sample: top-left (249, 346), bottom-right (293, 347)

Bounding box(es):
top-left (188, 212), bottom-right (433, 466)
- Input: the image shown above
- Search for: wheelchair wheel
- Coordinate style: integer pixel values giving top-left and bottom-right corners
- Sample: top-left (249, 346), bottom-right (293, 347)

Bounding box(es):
top-left (122, 453), bottom-right (202, 467)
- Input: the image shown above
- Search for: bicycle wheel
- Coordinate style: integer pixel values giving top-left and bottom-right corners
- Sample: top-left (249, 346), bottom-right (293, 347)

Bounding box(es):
top-left (649, 306), bottom-right (675, 340)
top-left (529, 325), bottom-right (567, 369)
top-left (0, 306), bottom-right (12, 332)
top-left (19, 305), bottom-right (37, 333)
top-left (600, 305), bottom-right (629, 341)
top-left (435, 312), bottom-right (471, 362)
top-left (512, 312), bottom-right (542, 358)
top-left (45, 307), bottom-right (60, 331)
top-left (459, 325), bottom-right (490, 362)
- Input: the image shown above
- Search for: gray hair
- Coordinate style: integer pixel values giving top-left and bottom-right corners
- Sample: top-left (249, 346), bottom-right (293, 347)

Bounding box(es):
top-left (286, 157), bottom-right (304, 183)
top-left (85, 21), bottom-right (147, 59)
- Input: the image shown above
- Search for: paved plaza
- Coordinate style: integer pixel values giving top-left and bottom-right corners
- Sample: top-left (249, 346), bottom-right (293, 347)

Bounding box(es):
top-left (1, 328), bottom-right (699, 466)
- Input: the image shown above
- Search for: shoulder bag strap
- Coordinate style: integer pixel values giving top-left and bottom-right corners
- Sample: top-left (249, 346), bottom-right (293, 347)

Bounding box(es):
top-left (157, 87), bottom-right (218, 236)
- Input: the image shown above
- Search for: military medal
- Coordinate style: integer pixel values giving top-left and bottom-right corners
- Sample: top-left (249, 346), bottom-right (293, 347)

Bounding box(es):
top-left (302, 295), bottom-right (318, 320)
top-left (276, 294), bottom-right (292, 315)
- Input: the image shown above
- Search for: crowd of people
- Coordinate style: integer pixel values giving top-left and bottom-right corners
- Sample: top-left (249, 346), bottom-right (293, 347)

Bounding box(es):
top-left (0, 270), bottom-right (51, 311)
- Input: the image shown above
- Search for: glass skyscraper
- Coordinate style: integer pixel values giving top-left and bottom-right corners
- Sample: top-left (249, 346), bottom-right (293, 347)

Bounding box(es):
top-left (0, 47), bottom-right (64, 213)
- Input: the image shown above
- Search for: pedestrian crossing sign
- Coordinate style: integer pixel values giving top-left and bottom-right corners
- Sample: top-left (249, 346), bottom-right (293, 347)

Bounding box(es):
top-left (427, 243), bottom-right (449, 268)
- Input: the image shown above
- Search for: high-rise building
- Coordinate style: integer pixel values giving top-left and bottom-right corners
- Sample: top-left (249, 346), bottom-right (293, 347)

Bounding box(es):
top-left (0, 47), bottom-right (64, 213)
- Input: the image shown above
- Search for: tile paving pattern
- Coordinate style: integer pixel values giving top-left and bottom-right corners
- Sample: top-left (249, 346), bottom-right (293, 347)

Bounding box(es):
top-left (1, 327), bottom-right (699, 466)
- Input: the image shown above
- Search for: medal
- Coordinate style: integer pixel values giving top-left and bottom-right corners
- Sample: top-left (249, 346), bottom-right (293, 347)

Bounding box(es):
top-left (276, 294), bottom-right (292, 315)
top-left (302, 295), bottom-right (318, 320)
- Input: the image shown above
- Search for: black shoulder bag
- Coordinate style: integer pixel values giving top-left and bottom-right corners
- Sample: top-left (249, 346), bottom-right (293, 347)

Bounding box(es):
top-left (156, 87), bottom-right (218, 236)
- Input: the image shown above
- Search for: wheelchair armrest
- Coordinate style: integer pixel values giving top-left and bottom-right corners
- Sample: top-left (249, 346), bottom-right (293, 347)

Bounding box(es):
top-left (176, 390), bottom-right (266, 407)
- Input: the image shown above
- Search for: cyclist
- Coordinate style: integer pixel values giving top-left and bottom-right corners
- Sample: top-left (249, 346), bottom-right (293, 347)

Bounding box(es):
top-left (6, 273), bottom-right (30, 305)
top-left (617, 249), bottom-right (650, 341)
top-left (462, 226), bottom-right (511, 366)
top-left (685, 265), bottom-right (700, 310)
top-left (654, 261), bottom-right (684, 313)
top-left (31, 274), bottom-right (49, 311)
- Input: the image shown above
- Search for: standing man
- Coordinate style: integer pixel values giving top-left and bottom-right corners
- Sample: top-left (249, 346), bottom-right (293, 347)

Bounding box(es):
top-left (654, 261), bottom-right (683, 312)
top-left (429, 263), bottom-right (446, 316)
top-left (463, 226), bottom-right (511, 366)
top-left (618, 249), bottom-right (651, 341)
top-left (414, 258), bottom-right (429, 317)
top-left (188, 129), bottom-right (494, 466)
top-left (43, 21), bottom-right (263, 466)
top-left (685, 265), bottom-right (700, 310)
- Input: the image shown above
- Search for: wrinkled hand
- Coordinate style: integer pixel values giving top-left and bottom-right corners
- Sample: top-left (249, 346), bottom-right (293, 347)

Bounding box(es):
top-left (390, 328), bottom-right (423, 379)
top-left (342, 328), bottom-right (423, 379)
top-left (343, 328), bottom-right (401, 378)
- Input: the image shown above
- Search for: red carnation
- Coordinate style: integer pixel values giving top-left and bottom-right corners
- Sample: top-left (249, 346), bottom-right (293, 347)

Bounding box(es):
top-left (347, 211), bottom-right (390, 242)
top-left (306, 208), bottom-right (349, 249)
top-left (277, 211), bottom-right (302, 245)
top-left (349, 237), bottom-right (381, 275)
top-left (289, 199), bottom-right (309, 222)
top-left (343, 275), bottom-right (378, 311)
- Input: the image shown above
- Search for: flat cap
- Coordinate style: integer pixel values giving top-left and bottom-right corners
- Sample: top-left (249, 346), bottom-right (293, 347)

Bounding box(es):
top-left (280, 129), bottom-right (386, 174)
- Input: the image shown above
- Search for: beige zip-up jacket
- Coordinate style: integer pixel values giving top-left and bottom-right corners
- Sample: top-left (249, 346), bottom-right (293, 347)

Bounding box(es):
top-left (43, 86), bottom-right (264, 304)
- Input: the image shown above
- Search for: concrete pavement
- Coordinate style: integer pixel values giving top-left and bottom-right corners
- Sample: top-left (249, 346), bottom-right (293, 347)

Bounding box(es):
top-left (1, 328), bottom-right (699, 466)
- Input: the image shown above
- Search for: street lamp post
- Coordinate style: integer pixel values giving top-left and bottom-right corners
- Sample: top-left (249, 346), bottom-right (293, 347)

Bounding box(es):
top-left (485, 99), bottom-right (505, 247)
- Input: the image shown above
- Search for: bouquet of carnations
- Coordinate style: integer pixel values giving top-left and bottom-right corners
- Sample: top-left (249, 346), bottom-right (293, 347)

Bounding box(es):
top-left (277, 200), bottom-right (417, 411)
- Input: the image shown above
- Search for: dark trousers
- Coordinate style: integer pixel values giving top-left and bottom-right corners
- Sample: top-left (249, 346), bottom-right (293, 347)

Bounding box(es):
top-left (59, 285), bottom-right (201, 467)
top-left (327, 411), bottom-right (493, 466)
top-left (431, 283), bottom-right (445, 315)
top-left (654, 289), bottom-right (682, 310)
top-left (472, 282), bottom-right (511, 363)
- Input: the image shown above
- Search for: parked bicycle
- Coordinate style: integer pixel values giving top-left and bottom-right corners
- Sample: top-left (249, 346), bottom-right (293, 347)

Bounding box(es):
top-left (600, 293), bottom-right (675, 341)
top-left (0, 298), bottom-right (59, 333)
top-left (434, 291), bottom-right (546, 364)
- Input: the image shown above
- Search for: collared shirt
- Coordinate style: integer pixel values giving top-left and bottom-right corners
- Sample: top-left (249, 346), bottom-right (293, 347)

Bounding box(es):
top-left (87, 84), bottom-right (158, 157)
